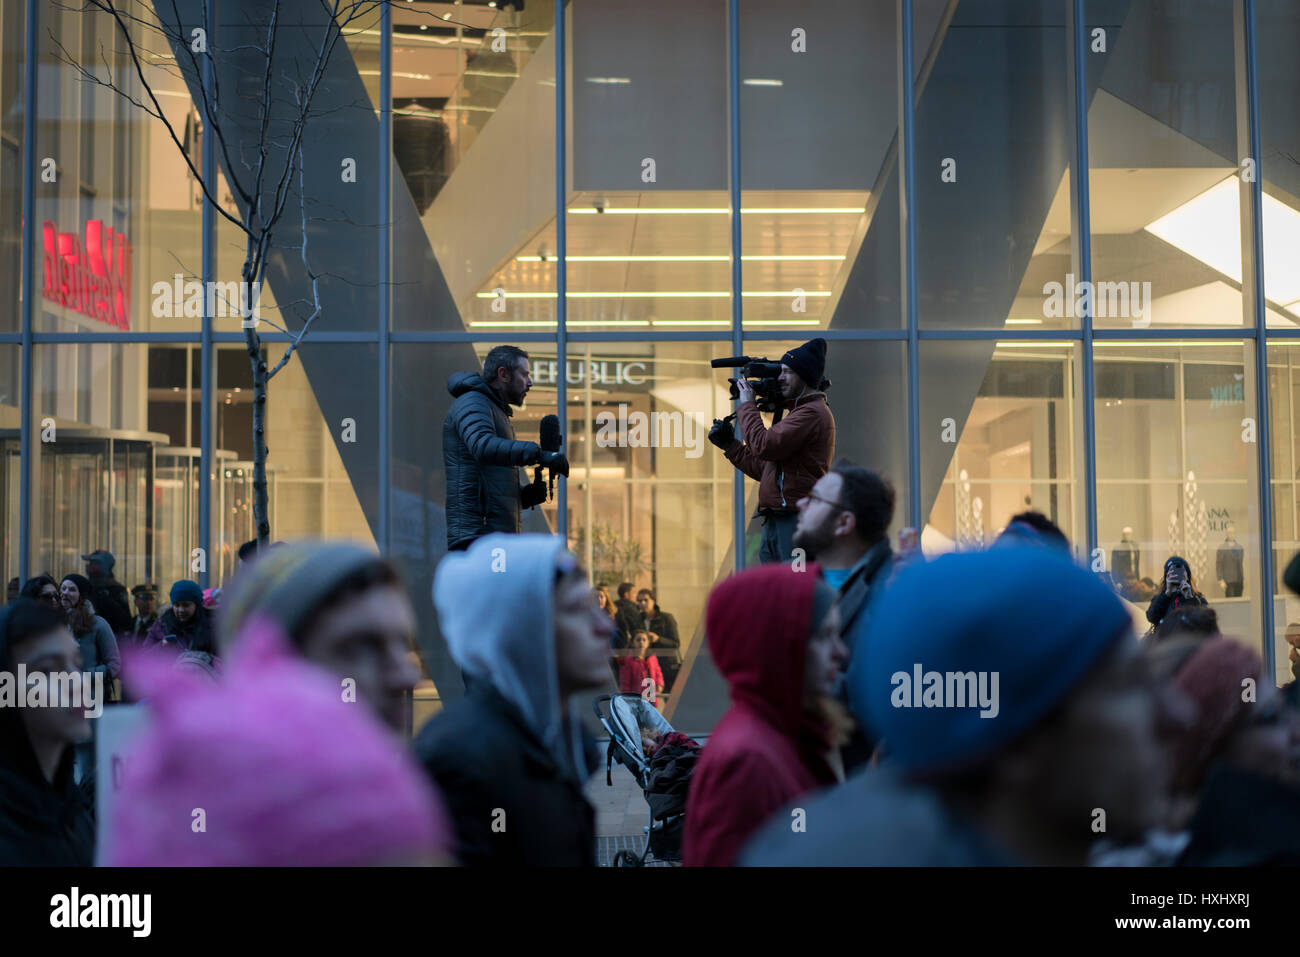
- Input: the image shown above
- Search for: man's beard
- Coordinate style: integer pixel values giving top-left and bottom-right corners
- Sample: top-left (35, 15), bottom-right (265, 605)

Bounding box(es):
top-left (792, 515), bottom-right (836, 559)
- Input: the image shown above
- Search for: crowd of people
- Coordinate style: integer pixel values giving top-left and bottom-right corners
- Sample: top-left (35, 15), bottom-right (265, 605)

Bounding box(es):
top-left (0, 336), bottom-right (1298, 867)
top-left (1, 502), bottom-right (1296, 868)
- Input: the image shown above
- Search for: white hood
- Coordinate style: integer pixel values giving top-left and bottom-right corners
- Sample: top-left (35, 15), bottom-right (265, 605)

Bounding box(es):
top-left (433, 533), bottom-right (588, 781)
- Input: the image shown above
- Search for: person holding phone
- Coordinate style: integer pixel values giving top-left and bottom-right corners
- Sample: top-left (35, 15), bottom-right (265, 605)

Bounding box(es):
top-left (1146, 555), bottom-right (1208, 630)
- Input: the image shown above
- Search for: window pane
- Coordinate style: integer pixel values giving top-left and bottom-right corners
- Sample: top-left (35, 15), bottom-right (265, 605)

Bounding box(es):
top-left (1087, 0), bottom-right (1248, 330)
top-left (394, 2), bottom-right (557, 334)
top-left (559, 0), bottom-right (728, 333)
top-left (0, 0), bottom-right (25, 334)
top-left (918, 1), bottom-right (1074, 331)
top-left (35, 4), bottom-right (201, 333)
top-left (1267, 344), bottom-right (1300, 687)
top-left (921, 340), bottom-right (1080, 553)
top-left (740, 1), bottom-right (895, 332)
top-left (1095, 341), bottom-right (1263, 653)
top-left (1259, 3), bottom-right (1300, 329)
top-left (568, 341), bottom-right (732, 731)
top-left (29, 344), bottom-right (161, 587)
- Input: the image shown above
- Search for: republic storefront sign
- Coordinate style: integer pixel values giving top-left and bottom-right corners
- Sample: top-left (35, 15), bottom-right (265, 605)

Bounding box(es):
top-left (42, 218), bottom-right (133, 330)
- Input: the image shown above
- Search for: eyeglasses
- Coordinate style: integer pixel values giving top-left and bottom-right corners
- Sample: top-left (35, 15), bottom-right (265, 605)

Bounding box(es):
top-left (802, 491), bottom-right (848, 511)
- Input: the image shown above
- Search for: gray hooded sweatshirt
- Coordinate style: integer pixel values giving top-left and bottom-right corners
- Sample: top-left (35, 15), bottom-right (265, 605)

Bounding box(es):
top-left (417, 533), bottom-right (597, 865)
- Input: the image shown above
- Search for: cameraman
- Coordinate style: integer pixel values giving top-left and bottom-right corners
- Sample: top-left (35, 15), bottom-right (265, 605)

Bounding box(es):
top-left (443, 345), bottom-right (569, 552)
top-left (708, 338), bottom-right (836, 564)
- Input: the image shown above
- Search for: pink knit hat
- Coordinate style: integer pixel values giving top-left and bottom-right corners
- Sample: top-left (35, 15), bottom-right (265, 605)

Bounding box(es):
top-left (108, 616), bottom-right (452, 866)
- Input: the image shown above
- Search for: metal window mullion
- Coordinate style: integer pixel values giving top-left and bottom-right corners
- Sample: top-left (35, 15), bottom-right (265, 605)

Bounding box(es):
top-left (1241, 0), bottom-right (1275, 671)
top-left (378, 2), bottom-right (392, 554)
top-left (728, 0), bottom-right (744, 570)
top-left (18, 0), bottom-right (38, 581)
top-left (899, 0), bottom-right (921, 530)
top-left (198, 4), bottom-right (215, 588)
top-left (555, 0), bottom-right (568, 535)
top-left (1069, 0), bottom-right (1099, 563)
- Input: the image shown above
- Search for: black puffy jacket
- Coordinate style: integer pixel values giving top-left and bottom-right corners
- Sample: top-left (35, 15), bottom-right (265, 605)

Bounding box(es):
top-left (415, 682), bottom-right (598, 867)
top-left (443, 372), bottom-right (544, 550)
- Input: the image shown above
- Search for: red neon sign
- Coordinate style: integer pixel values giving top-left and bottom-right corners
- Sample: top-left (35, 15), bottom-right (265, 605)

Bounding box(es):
top-left (41, 219), bottom-right (132, 329)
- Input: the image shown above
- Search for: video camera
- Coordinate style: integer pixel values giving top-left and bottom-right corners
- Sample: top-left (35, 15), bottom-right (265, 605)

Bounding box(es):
top-left (711, 355), bottom-right (786, 419)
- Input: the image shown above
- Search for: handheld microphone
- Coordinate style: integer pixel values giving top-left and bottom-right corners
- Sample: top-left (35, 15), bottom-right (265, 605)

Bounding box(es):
top-left (539, 413), bottom-right (562, 500)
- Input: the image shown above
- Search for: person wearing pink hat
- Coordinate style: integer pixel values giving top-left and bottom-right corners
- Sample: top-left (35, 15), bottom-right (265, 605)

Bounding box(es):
top-left (108, 617), bottom-right (454, 866)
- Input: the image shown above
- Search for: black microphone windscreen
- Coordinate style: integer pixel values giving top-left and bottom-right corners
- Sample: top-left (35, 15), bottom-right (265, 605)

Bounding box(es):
top-left (539, 414), bottom-right (561, 452)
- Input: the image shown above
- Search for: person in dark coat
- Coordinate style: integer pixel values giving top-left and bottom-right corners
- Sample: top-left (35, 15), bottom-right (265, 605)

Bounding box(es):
top-left (1146, 555), bottom-right (1208, 629)
top-left (683, 565), bottom-right (847, 866)
top-left (633, 589), bottom-right (680, 651)
top-left (126, 583), bottom-right (159, 645)
top-left (0, 600), bottom-right (95, 865)
top-left (613, 582), bottom-right (640, 647)
top-left (792, 461), bottom-right (895, 771)
top-left (742, 548), bottom-right (1173, 866)
top-left (81, 549), bottom-right (133, 635)
top-left (144, 579), bottom-right (215, 658)
top-left (442, 345), bottom-right (569, 552)
top-left (417, 534), bottom-right (615, 866)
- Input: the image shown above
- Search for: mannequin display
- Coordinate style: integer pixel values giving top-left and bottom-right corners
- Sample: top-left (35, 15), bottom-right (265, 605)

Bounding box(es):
top-left (1216, 523), bottom-right (1244, 598)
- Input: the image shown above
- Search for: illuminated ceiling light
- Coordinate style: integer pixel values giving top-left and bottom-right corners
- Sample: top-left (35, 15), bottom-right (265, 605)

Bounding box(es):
top-left (1093, 340), bottom-right (1244, 348)
top-left (742, 290), bottom-right (832, 298)
top-left (745, 319), bottom-right (824, 326)
top-left (512, 254), bottom-right (846, 263)
top-left (468, 320), bottom-right (653, 328)
top-left (992, 341), bottom-right (1075, 349)
top-left (1145, 175), bottom-right (1300, 305)
top-left (743, 78), bottom-right (783, 86)
top-left (358, 70), bottom-right (433, 80)
top-left (463, 69), bottom-right (519, 78)
top-left (421, 23), bottom-right (429, 30)
top-left (1005, 318), bottom-right (1043, 325)
top-left (585, 77), bottom-right (631, 84)
top-left (650, 320), bottom-right (730, 326)
top-left (567, 206), bottom-right (865, 215)
top-left (474, 290), bottom-right (831, 299)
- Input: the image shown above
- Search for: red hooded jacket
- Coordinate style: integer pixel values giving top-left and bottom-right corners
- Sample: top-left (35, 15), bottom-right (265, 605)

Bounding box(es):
top-left (683, 564), bottom-right (838, 866)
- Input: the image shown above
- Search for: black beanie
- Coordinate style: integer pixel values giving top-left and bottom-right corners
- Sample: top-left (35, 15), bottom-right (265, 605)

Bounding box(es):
top-left (781, 338), bottom-right (827, 390)
top-left (61, 573), bottom-right (92, 602)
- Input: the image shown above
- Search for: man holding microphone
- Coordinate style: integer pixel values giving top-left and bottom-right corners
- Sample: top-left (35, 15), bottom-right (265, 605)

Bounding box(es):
top-left (443, 345), bottom-right (569, 553)
top-left (708, 338), bottom-right (836, 564)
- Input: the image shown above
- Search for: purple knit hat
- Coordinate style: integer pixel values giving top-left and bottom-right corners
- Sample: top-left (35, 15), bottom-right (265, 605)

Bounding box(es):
top-left (108, 616), bottom-right (451, 866)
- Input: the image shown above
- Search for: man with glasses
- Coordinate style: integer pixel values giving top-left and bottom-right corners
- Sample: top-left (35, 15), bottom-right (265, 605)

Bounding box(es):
top-left (793, 460), bottom-right (896, 771)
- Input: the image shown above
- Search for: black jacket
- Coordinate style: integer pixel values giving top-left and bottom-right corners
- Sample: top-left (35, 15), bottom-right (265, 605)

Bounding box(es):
top-left (831, 538), bottom-right (894, 773)
top-left (415, 683), bottom-right (597, 867)
top-left (834, 538), bottom-right (894, 641)
top-left (1145, 588), bottom-right (1208, 626)
top-left (1177, 762), bottom-right (1300, 866)
top-left (632, 610), bottom-right (680, 649)
top-left (442, 372), bottom-right (545, 550)
top-left (0, 608), bottom-right (95, 866)
top-left (88, 576), bottom-right (132, 634)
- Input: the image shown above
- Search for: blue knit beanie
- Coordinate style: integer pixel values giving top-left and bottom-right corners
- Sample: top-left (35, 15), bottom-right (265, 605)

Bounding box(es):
top-left (170, 579), bottom-right (204, 606)
top-left (847, 547), bottom-right (1132, 779)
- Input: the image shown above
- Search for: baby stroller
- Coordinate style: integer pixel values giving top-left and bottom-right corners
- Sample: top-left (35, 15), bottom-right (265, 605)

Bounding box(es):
top-left (593, 693), bottom-right (696, 866)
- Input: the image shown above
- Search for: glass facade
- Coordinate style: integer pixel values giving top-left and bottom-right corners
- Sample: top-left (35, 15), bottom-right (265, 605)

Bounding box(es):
top-left (7, 0), bottom-right (1299, 731)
